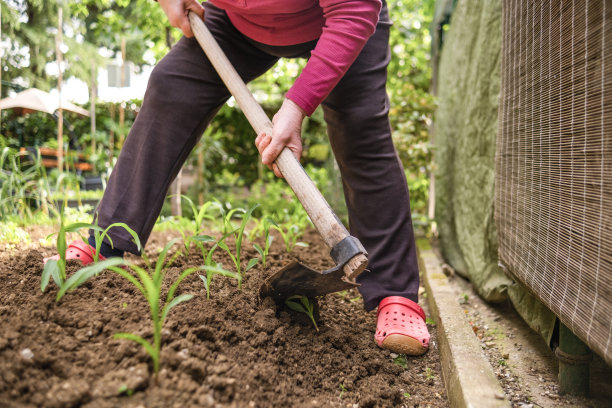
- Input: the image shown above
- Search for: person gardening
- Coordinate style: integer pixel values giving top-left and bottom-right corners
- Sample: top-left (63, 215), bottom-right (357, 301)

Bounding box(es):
top-left (46, 0), bottom-right (430, 356)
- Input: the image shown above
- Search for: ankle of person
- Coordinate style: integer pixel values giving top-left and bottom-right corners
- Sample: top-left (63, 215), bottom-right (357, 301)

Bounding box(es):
top-left (88, 236), bottom-right (124, 259)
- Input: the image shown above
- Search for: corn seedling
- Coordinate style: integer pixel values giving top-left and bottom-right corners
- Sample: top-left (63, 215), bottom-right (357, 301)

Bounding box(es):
top-left (252, 217), bottom-right (277, 268)
top-left (285, 295), bottom-right (318, 332)
top-left (199, 230), bottom-right (240, 296)
top-left (177, 195), bottom-right (216, 251)
top-left (58, 238), bottom-right (196, 374)
top-left (273, 222), bottom-right (309, 253)
top-left (209, 199), bottom-right (244, 234)
top-left (41, 206), bottom-right (103, 292)
top-left (199, 265), bottom-right (241, 299)
top-left (42, 212), bottom-right (141, 294)
top-left (218, 204), bottom-right (260, 278)
top-left (89, 220), bottom-right (141, 263)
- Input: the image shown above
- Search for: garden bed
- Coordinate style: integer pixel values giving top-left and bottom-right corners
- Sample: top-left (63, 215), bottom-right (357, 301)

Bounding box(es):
top-left (0, 228), bottom-right (447, 407)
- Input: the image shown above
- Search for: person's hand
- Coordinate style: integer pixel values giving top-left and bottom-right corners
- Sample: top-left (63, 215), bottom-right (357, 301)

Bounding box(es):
top-left (157, 0), bottom-right (205, 38)
top-left (255, 98), bottom-right (306, 178)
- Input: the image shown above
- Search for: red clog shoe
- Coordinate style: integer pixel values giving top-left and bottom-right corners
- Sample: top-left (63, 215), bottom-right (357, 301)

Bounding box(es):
top-left (375, 296), bottom-right (430, 356)
top-left (43, 240), bottom-right (105, 266)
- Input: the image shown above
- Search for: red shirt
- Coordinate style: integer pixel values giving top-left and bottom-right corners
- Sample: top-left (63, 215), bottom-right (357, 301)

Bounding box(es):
top-left (210, 0), bottom-right (381, 115)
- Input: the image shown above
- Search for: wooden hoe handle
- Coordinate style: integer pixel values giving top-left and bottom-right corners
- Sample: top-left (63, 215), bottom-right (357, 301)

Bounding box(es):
top-left (189, 12), bottom-right (367, 280)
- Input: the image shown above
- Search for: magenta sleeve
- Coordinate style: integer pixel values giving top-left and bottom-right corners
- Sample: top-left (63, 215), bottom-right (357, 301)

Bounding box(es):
top-left (285, 0), bottom-right (382, 116)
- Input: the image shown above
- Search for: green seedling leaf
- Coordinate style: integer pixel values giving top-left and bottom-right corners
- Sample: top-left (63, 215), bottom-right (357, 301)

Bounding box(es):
top-left (199, 274), bottom-right (210, 295)
top-left (113, 332), bottom-right (157, 366)
top-left (285, 298), bottom-right (307, 314)
top-left (154, 238), bottom-right (181, 285)
top-left (105, 222), bottom-right (142, 252)
top-left (108, 265), bottom-right (146, 297)
top-left (199, 265), bottom-right (241, 298)
top-left (193, 235), bottom-right (215, 243)
top-left (41, 259), bottom-right (58, 292)
top-left (118, 384), bottom-right (134, 397)
top-left (64, 223), bottom-right (104, 233)
top-left (51, 263), bottom-right (62, 286)
top-left (246, 257), bottom-right (259, 272)
top-left (235, 204), bottom-right (259, 256)
top-left (166, 266), bottom-right (203, 304)
top-left (285, 295), bottom-right (319, 332)
top-left (56, 257), bottom-right (128, 301)
top-left (161, 294), bottom-right (193, 324)
top-left (253, 243), bottom-right (264, 258)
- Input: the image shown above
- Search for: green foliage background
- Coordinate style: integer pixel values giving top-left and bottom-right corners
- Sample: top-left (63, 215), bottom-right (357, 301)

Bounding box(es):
top-left (1, 0), bottom-right (435, 226)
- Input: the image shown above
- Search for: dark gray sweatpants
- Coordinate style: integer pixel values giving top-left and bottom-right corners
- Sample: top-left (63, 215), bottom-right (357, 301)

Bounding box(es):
top-left (94, 1), bottom-right (420, 311)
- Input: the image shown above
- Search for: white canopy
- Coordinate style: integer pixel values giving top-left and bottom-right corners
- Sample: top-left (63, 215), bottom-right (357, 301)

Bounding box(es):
top-left (0, 88), bottom-right (89, 117)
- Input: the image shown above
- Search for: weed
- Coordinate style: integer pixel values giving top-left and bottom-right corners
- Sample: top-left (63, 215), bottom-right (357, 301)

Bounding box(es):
top-left (425, 317), bottom-right (436, 326)
top-left (285, 295), bottom-right (318, 332)
top-left (118, 384), bottom-right (134, 397)
top-left (498, 359), bottom-right (507, 366)
top-left (339, 383), bottom-right (347, 399)
top-left (393, 354), bottom-right (408, 368)
top-left (459, 293), bottom-right (469, 304)
top-left (403, 392), bottom-right (411, 398)
top-left (58, 238), bottom-right (197, 374)
top-left (424, 367), bottom-right (435, 381)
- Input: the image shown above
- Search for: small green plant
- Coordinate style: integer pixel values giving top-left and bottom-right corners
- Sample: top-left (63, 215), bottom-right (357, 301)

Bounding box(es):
top-left (89, 221), bottom-right (141, 263)
top-left (199, 265), bottom-right (241, 299)
top-left (424, 367), bottom-right (435, 381)
top-left (197, 229), bottom-right (239, 293)
top-left (273, 222), bottom-right (309, 253)
top-left (58, 238), bottom-right (197, 374)
top-left (339, 383), bottom-right (347, 399)
top-left (177, 195), bottom-right (216, 251)
top-left (425, 317), bottom-right (436, 326)
top-left (118, 384), bottom-right (134, 397)
top-left (403, 392), bottom-right (411, 399)
top-left (252, 217), bottom-right (277, 268)
top-left (218, 204), bottom-right (260, 277)
top-left (209, 199), bottom-right (245, 234)
top-left (285, 295), bottom-right (318, 332)
top-left (498, 359), bottom-right (507, 366)
top-left (393, 354), bottom-right (408, 368)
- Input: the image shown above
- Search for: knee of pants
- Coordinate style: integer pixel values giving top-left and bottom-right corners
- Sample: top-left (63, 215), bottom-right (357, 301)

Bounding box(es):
top-left (144, 62), bottom-right (184, 108)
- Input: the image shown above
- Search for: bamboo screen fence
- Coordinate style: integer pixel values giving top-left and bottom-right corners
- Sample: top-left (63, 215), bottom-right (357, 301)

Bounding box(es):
top-left (496, 0), bottom-right (611, 364)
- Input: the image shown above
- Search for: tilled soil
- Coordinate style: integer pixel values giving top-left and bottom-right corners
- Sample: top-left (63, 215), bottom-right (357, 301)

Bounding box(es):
top-left (0, 229), bottom-right (447, 407)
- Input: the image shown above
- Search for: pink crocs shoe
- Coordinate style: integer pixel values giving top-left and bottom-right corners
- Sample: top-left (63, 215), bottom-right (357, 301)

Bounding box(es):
top-left (43, 240), bottom-right (105, 266)
top-left (375, 296), bottom-right (430, 356)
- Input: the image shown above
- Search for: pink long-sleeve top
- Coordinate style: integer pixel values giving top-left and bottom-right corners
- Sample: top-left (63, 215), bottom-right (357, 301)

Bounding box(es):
top-left (209, 0), bottom-right (382, 116)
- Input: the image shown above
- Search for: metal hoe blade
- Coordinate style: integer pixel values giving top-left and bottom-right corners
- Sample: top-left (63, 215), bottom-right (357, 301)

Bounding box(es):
top-left (260, 261), bottom-right (361, 302)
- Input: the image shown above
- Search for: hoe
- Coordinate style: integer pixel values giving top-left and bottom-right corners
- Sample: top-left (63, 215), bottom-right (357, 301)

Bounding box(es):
top-left (188, 12), bottom-right (369, 303)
